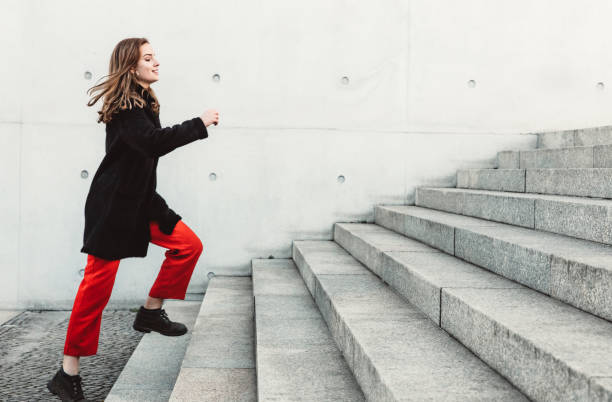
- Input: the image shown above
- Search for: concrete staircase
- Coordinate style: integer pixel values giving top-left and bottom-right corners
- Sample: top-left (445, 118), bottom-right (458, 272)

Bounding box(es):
top-left (117, 126), bottom-right (612, 401)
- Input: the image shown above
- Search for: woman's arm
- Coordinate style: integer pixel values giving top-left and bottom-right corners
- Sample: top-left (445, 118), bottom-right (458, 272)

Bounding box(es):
top-left (117, 107), bottom-right (208, 158)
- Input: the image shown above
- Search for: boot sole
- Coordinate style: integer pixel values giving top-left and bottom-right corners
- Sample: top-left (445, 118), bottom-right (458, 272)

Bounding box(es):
top-left (47, 378), bottom-right (74, 401)
top-left (132, 323), bottom-right (187, 336)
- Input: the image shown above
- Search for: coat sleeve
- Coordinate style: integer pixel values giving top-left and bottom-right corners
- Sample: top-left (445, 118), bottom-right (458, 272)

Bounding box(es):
top-left (148, 191), bottom-right (182, 235)
top-left (117, 107), bottom-right (208, 158)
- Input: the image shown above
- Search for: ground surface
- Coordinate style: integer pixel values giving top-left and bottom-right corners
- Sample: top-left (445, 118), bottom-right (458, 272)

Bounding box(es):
top-left (0, 309), bottom-right (144, 401)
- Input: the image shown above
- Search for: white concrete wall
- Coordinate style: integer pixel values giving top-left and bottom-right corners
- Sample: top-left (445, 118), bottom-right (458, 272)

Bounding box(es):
top-left (3, 0), bottom-right (610, 308)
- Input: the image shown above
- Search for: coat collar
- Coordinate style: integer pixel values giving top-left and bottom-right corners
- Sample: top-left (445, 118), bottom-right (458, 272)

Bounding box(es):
top-left (136, 83), bottom-right (152, 102)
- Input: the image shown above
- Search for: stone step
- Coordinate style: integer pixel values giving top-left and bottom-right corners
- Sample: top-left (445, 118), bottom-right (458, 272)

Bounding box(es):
top-left (169, 277), bottom-right (256, 402)
top-left (415, 187), bottom-right (612, 245)
top-left (252, 259), bottom-right (365, 401)
top-left (457, 168), bottom-right (612, 198)
top-left (292, 240), bottom-right (528, 402)
top-left (374, 205), bottom-right (612, 322)
top-left (527, 168), bottom-right (612, 198)
top-left (534, 126), bottom-right (612, 149)
top-left (496, 144), bottom-right (612, 169)
top-left (333, 222), bottom-right (612, 402)
top-left (106, 299), bottom-right (202, 401)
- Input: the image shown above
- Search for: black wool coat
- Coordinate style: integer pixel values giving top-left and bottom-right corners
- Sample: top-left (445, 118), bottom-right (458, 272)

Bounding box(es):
top-left (80, 86), bottom-right (208, 260)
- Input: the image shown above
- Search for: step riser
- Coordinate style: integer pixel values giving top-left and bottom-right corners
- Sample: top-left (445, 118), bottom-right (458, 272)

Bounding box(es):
top-left (441, 289), bottom-right (600, 402)
top-left (498, 145), bottom-right (612, 169)
top-left (416, 188), bottom-right (612, 246)
top-left (457, 169), bottom-right (525, 192)
top-left (416, 188), bottom-right (534, 229)
top-left (457, 168), bottom-right (612, 198)
top-left (333, 224), bottom-right (521, 326)
top-left (526, 169), bottom-right (612, 198)
top-left (537, 128), bottom-right (612, 149)
top-left (374, 206), bottom-right (612, 322)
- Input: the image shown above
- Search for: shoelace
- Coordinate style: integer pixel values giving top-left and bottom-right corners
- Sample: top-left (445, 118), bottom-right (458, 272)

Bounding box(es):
top-left (70, 375), bottom-right (85, 400)
top-left (159, 309), bottom-right (170, 322)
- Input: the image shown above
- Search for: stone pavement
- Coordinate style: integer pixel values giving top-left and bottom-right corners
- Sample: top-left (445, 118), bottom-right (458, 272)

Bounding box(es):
top-left (0, 309), bottom-right (144, 401)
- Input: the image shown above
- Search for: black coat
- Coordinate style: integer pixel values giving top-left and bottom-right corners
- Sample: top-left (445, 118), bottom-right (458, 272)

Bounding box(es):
top-left (80, 86), bottom-right (208, 260)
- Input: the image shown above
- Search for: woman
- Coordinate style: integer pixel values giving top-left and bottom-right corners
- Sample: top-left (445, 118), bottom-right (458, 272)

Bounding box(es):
top-left (47, 37), bottom-right (219, 401)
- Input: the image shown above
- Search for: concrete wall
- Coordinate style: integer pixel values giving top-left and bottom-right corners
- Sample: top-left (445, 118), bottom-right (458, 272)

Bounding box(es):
top-left (3, 0), bottom-right (610, 308)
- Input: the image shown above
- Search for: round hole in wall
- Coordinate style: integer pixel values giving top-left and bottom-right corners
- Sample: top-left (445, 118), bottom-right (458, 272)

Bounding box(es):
top-left (597, 82), bottom-right (605, 90)
top-left (80, 170), bottom-right (89, 179)
top-left (209, 172), bottom-right (217, 181)
top-left (207, 272), bottom-right (216, 279)
top-left (467, 80), bottom-right (476, 88)
top-left (212, 74), bottom-right (221, 82)
top-left (84, 71), bottom-right (92, 80)
top-left (337, 175), bottom-right (345, 183)
top-left (341, 76), bottom-right (350, 85)
top-left (78, 268), bottom-right (85, 277)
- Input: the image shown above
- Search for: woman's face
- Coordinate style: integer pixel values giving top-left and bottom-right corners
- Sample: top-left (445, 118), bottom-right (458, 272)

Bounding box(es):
top-left (131, 43), bottom-right (159, 88)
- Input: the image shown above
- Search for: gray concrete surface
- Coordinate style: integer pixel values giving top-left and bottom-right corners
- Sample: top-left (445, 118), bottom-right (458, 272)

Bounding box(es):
top-left (334, 223), bottom-right (523, 324)
top-left (536, 127), bottom-right (612, 149)
top-left (374, 205), bottom-right (612, 322)
top-left (252, 259), bottom-right (365, 401)
top-left (334, 222), bottom-right (612, 402)
top-left (457, 169), bottom-right (526, 192)
top-left (169, 277), bottom-right (256, 402)
top-left (442, 287), bottom-right (612, 401)
top-left (526, 168), bottom-right (612, 198)
top-left (497, 150), bottom-right (520, 169)
top-left (106, 299), bottom-right (203, 402)
top-left (520, 145), bottom-right (594, 168)
top-left (416, 187), bottom-right (612, 245)
top-left (416, 187), bottom-right (535, 229)
top-left (292, 240), bottom-right (528, 401)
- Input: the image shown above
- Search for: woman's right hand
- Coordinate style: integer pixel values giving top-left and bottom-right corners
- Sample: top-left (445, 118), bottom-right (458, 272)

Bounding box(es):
top-left (200, 109), bottom-right (219, 127)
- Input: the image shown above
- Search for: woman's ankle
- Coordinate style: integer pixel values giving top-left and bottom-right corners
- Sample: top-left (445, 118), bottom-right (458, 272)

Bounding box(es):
top-left (62, 355), bottom-right (80, 376)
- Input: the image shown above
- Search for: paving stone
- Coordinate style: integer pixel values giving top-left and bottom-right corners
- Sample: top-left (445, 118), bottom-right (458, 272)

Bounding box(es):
top-left (0, 310), bottom-right (143, 401)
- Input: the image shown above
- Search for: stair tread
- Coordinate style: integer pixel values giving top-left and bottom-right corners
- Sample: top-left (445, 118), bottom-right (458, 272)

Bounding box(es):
top-left (334, 222), bottom-right (612, 400)
top-left (252, 259), bottom-right (365, 402)
top-left (293, 240), bottom-right (528, 401)
top-left (169, 277), bottom-right (256, 402)
top-left (107, 300), bottom-right (202, 401)
top-left (377, 205), bottom-right (612, 266)
top-left (419, 186), bottom-right (612, 206)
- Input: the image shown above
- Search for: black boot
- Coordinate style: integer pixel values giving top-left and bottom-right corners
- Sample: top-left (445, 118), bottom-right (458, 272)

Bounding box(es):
top-left (47, 366), bottom-right (86, 401)
top-left (132, 306), bottom-right (188, 336)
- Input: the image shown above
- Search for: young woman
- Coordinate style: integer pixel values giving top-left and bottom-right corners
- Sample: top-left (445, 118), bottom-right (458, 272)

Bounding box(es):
top-left (47, 37), bottom-right (219, 401)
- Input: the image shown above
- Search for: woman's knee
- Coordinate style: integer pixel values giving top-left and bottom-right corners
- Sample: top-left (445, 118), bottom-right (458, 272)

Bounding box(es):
top-left (190, 236), bottom-right (203, 256)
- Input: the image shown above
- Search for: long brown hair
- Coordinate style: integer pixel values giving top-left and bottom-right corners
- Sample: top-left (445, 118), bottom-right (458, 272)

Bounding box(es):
top-left (86, 37), bottom-right (160, 124)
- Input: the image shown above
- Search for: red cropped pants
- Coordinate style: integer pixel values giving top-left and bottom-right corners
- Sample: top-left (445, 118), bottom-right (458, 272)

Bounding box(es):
top-left (64, 220), bottom-right (203, 357)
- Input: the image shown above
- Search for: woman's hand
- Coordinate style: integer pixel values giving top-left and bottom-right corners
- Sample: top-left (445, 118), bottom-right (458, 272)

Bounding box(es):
top-left (200, 109), bottom-right (219, 127)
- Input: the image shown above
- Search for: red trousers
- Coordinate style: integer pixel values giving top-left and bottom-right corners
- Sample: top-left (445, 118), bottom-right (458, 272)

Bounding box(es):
top-left (64, 220), bottom-right (203, 357)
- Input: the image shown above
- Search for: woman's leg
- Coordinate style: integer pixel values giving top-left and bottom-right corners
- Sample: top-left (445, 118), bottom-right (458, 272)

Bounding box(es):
top-left (147, 220), bottom-right (203, 303)
top-left (63, 254), bottom-right (121, 373)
